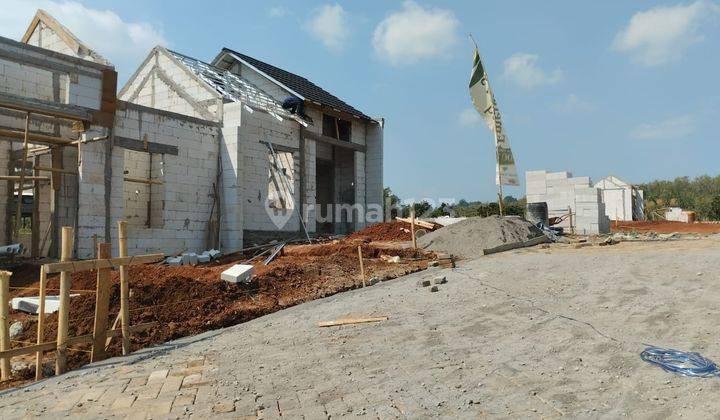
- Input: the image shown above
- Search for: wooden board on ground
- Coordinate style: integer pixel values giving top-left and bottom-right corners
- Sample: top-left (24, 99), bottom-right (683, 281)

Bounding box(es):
top-left (395, 217), bottom-right (440, 230)
top-left (318, 316), bottom-right (389, 327)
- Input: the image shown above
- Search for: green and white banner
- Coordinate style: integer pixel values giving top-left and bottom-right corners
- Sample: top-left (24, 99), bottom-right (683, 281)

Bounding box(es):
top-left (469, 47), bottom-right (519, 186)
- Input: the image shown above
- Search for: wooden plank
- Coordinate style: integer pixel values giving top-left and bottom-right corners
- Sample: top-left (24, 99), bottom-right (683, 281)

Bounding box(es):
top-left (14, 113), bottom-right (31, 242)
top-left (43, 253), bottom-right (164, 274)
top-left (31, 156), bottom-right (40, 258)
top-left (0, 271), bottom-right (10, 380)
top-left (0, 323), bottom-right (155, 359)
top-left (33, 165), bottom-right (77, 175)
top-left (0, 92), bottom-right (93, 122)
top-left (396, 217), bottom-right (437, 230)
top-left (0, 128), bottom-right (73, 146)
top-left (117, 221), bottom-right (131, 355)
top-left (318, 317), bottom-right (388, 327)
top-left (34, 266), bottom-right (46, 380)
top-left (55, 226), bottom-right (73, 375)
top-left (123, 177), bottom-right (163, 185)
top-left (0, 175), bottom-right (50, 182)
top-left (357, 246), bottom-right (366, 287)
top-left (91, 243), bottom-right (111, 362)
top-left (302, 130), bottom-right (366, 153)
top-left (114, 136), bottom-right (179, 156)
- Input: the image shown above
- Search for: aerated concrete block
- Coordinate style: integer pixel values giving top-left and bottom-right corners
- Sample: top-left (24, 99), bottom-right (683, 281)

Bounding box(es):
top-left (221, 264), bottom-right (254, 283)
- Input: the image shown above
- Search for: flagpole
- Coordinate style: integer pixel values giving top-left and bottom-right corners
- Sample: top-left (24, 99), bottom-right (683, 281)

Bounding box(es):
top-left (494, 130), bottom-right (504, 216)
top-left (469, 33), bottom-right (504, 216)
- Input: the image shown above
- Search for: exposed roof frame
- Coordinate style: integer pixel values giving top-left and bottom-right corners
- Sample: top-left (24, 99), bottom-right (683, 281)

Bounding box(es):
top-left (214, 51), bottom-right (306, 101)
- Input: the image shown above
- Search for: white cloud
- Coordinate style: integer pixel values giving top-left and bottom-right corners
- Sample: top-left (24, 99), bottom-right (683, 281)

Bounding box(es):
top-left (372, 1), bottom-right (459, 66)
top-left (552, 94), bottom-right (594, 114)
top-left (458, 108), bottom-right (482, 127)
top-left (268, 6), bottom-right (290, 18)
top-left (502, 53), bottom-right (563, 89)
top-left (304, 4), bottom-right (350, 51)
top-left (613, 1), bottom-right (720, 66)
top-left (0, 1), bottom-right (166, 82)
top-left (629, 115), bottom-right (696, 140)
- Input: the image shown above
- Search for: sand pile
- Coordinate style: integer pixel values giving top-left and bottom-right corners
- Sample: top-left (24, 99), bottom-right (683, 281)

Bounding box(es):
top-left (417, 215), bottom-right (547, 257)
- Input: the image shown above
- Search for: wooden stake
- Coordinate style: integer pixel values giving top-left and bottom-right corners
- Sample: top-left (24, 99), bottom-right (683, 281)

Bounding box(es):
top-left (318, 316), bottom-right (388, 327)
top-left (357, 246), bottom-right (366, 287)
top-left (410, 209), bottom-right (417, 250)
top-left (117, 221), bottom-right (131, 355)
top-left (14, 113), bottom-right (31, 242)
top-left (0, 270), bottom-right (11, 380)
top-left (34, 266), bottom-right (47, 380)
top-left (91, 243), bottom-right (111, 362)
top-left (55, 226), bottom-right (73, 375)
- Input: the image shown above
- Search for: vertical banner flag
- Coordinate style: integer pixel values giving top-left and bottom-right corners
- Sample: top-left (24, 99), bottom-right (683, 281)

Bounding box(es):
top-left (469, 46), bottom-right (519, 186)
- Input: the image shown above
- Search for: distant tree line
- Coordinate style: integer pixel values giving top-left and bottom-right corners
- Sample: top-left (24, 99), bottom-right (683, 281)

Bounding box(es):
top-left (383, 187), bottom-right (525, 219)
top-left (638, 175), bottom-right (720, 221)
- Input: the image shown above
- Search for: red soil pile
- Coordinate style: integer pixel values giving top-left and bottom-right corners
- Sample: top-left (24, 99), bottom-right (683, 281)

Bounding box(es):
top-left (3, 240), bottom-right (433, 388)
top-left (347, 221), bottom-right (412, 241)
top-left (611, 220), bottom-right (720, 234)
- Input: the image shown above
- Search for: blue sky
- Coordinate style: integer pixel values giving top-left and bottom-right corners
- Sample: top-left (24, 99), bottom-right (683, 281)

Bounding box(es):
top-left (2, 1), bottom-right (719, 203)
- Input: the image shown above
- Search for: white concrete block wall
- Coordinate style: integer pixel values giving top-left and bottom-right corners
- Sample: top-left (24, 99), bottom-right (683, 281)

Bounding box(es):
top-left (354, 151), bottom-right (366, 230)
top-left (234, 106), bottom-right (301, 233)
top-left (77, 105), bottom-right (223, 258)
top-left (0, 58), bottom-right (68, 103)
top-left (525, 170), bottom-right (609, 234)
top-left (304, 138), bottom-right (316, 233)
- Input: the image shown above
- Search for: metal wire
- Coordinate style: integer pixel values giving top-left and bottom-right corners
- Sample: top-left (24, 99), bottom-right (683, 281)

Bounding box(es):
top-left (640, 346), bottom-right (720, 378)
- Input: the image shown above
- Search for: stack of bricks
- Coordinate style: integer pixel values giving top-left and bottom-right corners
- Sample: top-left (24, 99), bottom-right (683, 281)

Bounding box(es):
top-left (525, 170), bottom-right (610, 235)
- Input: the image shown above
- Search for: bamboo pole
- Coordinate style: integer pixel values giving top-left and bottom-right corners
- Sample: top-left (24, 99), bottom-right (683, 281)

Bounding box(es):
top-left (91, 243), bottom-right (111, 362)
top-left (357, 246), bottom-right (366, 287)
top-left (410, 209), bottom-right (417, 250)
top-left (14, 113), bottom-right (31, 241)
top-left (117, 221), bottom-right (131, 355)
top-left (55, 226), bottom-right (73, 375)
top-left (0, 271), bottom-right (11, 380)
top-left (34, 266), bottom-right (47, 380)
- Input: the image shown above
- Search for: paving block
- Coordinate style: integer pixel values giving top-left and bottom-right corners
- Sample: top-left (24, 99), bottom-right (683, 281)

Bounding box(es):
top-left (221, 264), bottom-right (254, 283)
top-left (197, 254), bottom-right (211, 263)
top-left (208, 249), bottom-right (221, 259)
top-left (433, 276), bottom-right (447, 285)
top-left (430, 285), bottom-right (439, 292)
top-left (418, 279), bottom-right (431, 287)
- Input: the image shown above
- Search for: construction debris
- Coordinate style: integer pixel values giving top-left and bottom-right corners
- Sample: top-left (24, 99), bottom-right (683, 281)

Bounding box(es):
top-left (221, 264), bottom-right (254, 284)
top-left (11, 294), bottom-right (79, 314)
top-left (0, 244), bottom-right (24, 257)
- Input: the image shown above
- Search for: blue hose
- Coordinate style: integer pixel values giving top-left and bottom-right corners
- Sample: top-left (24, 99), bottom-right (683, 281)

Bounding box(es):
top-left (640, 346), bottom-right (720, 378)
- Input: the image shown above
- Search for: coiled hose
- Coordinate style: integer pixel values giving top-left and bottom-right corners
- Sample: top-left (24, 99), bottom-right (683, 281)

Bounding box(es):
top-left (640, 346), bottom-right (720, 378)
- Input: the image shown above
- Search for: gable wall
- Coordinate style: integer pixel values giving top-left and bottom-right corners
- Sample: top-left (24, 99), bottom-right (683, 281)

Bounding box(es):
top-left (120, 50), bottom-right (221, 122)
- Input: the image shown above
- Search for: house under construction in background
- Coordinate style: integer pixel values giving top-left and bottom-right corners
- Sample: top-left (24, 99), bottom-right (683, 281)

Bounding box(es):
top-left (0, 10), bottom-right (384, 259)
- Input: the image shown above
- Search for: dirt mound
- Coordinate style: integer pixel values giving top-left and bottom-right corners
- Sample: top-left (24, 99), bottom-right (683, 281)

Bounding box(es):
top-left (347, 221), bottom-right (412, 242)
top-left (417, 215), bottom-right (546, 258)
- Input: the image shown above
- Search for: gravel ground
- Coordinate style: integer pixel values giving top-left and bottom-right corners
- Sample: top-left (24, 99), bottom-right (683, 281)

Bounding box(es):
top-left (2, 238), bottom-right (720, 418)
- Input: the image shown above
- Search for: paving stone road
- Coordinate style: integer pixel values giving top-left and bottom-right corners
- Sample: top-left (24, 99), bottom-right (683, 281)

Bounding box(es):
top-left (3, 239), bottom-right (720, 418)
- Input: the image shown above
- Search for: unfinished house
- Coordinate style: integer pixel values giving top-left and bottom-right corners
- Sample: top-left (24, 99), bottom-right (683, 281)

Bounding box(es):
top-left (525, 170), bottom-right (611, 234)
top-left (119, 46), bottom-right (383, 244)
top-left (1, 10), bottom-right (384, 259)
top-left (594, 175), bottom-right (644, 221)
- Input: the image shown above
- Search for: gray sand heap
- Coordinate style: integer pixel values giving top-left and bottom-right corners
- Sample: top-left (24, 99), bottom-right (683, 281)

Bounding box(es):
top-left (418, 215), bottom-right (548, 257)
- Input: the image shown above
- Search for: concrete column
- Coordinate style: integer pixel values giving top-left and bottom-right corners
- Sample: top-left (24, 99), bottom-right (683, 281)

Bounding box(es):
top-left (365, 120), bottom-right (384, 225)
top-left (219, 126), bottom-right (244, 251)
top-left (76, 130), bottom-right (108, 258)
